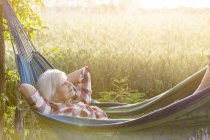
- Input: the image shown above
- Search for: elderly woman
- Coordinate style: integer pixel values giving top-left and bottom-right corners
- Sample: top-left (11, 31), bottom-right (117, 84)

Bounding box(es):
top-left (20, 66), bottom-right (108, 120)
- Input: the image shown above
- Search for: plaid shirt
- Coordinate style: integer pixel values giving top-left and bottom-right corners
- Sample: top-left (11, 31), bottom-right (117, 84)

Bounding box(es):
top-left (26, 66), bottom-right (108, 120)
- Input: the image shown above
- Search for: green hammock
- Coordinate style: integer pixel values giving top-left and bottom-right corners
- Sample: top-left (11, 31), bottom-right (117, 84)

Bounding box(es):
top-left (2, 0), bottom-right (210, 139)
top-left (101, 67), bottom-right (206, 119)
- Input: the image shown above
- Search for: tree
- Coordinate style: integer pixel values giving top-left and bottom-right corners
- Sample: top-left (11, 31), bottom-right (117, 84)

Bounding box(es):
top-left (0, 0), bottom-right (6, 137)
top-left (0, 0), bottom-right (44, 138)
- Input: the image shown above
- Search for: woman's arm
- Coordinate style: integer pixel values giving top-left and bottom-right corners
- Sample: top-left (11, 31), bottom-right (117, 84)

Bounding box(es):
top-left (20, 83), bottom-right (51, 114)
top-left (67, 67), bottom-right (84, 84)
top-left (74, 66), bottom-right (92, 104)
top-left (20, 83), bottom-right (36, 98)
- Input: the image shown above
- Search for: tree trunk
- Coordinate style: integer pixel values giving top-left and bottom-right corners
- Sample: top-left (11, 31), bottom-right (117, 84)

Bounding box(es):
top-left (0, 0), bottom-right (5, 139)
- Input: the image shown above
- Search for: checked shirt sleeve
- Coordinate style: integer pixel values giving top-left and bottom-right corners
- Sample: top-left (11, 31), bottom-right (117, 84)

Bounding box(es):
top-left (76, 66), bottom-right (92, 104)
top-left (26, 90), bottom-right (52, 114)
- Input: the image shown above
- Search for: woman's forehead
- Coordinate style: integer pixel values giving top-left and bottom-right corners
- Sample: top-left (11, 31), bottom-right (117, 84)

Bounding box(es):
top-left (58, 75), bottom-right (67, 84)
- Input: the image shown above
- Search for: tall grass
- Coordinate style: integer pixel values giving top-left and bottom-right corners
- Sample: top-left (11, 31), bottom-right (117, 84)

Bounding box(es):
top-left (32, 9), bottom-right (210, 98)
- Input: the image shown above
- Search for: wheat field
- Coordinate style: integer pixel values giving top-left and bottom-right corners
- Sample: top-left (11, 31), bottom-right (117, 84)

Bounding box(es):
top-left (30, 8), bottom-right (210, 98)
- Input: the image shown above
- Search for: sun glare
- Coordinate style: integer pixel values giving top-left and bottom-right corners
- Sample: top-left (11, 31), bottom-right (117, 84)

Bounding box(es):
top-left (44, 0), bottom-right (210, 9)
top-left (138, 0), bottom-right (210, 9)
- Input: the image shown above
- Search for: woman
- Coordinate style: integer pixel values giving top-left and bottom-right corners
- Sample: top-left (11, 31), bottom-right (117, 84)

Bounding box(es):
top-left (20, 66), bottom-right (108, 120)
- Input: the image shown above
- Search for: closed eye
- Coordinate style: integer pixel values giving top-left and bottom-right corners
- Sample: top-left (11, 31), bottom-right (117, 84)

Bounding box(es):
top-left (61, 81), bottom-right (68, 87)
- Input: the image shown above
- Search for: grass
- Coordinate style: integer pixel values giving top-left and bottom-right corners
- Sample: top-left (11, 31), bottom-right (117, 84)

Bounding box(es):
top-left (31, 8), bottom-right (210, 98)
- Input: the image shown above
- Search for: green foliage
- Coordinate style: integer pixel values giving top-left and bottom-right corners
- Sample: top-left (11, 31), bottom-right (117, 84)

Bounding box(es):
top-left (5, 69), bottom-right (19, 106)
top-left (3, 104), bottom-right (34, 140)
top-left (42, 47), bottom-right (61, 62)
top-left (0, 92), bottom-right (8, 102)
top-left (2, 0), bottom-right (45, 137)
top-left (3, 0), bottom-right (45, 40)
top-left (97, 77), bottom-right (145, 104)
top-left (4, 69), bottom-right (24, 140)
top-left (146, 79), bottom-right (165, 98)
top-left (0, 94), bottom-right (25, 140)
top-left (6, 69), bottom-right (19, 82)
top-left (3, 106), bottom-right (15, 140)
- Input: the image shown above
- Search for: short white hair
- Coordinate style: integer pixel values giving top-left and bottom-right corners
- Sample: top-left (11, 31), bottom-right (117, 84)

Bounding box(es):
top-left (36, 69), bottom-right (67, 101)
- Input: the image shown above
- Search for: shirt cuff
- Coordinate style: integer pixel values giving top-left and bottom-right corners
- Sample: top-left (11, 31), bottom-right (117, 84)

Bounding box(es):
top-left (26, 90), bottom-right (40, 106)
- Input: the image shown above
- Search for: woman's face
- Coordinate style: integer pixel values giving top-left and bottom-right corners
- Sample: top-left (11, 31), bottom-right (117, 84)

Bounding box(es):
top-left (52, 80), bottom-right (76, 102)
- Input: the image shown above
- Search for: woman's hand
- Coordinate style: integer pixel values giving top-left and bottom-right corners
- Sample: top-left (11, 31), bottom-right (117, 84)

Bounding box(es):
top-left (67, 66), bottom-right (88, 84)
top-left (67, 69), bottom-right (82, 84)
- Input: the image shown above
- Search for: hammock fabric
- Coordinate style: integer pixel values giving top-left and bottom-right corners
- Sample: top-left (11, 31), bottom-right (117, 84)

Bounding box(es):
top-left (2, 0), bottom-right (210, 139)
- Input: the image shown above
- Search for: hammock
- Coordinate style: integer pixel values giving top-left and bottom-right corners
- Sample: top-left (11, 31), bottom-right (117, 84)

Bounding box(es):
top-left (2, 0), bottom-right (210, 139)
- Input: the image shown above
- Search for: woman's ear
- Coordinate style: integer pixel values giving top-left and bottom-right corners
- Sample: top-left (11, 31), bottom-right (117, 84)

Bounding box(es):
top-left (20, 83), bottom-right (37, 98)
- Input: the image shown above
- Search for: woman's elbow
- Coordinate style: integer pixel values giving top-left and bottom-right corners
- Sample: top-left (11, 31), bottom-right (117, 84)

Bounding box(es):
top-left (20, 83), bottom-right (36, 98)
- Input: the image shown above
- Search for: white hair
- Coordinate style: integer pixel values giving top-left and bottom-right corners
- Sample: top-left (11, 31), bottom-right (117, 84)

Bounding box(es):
top-left (36, 69), bottom-right (67, 101)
